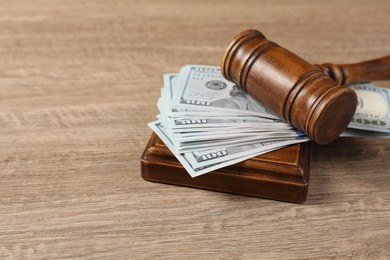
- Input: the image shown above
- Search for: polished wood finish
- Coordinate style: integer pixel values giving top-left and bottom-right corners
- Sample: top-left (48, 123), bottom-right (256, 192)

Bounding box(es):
top-left (221, 30), bottom-right (390, 145)
top-left (142, 134), bottom-right (312, 203)
top-left (1, 0), bottom-right (390, 259)
top-left (221, 29), bottom-right (358, 145)
top-left (319, 55), bottom-right (390, 85)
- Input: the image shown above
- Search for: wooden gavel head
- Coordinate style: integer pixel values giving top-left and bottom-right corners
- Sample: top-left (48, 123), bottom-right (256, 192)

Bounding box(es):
top-left (221, 29), bottom-right (359, 145)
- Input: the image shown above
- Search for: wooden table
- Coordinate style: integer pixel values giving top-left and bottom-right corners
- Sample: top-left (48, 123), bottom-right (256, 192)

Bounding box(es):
top-left (1, 0), bottom-right (389, 258)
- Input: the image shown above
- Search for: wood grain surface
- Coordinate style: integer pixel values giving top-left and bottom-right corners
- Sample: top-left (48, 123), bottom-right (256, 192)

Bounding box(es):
top-left (1, 0), bottom-right (389, 259)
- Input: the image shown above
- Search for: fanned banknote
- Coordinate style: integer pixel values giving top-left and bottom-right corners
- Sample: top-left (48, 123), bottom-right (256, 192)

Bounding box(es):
top-left (171, 65), bottom-right (277, 118)
top-left (149, 121), bottom-right (308, 177)
top-left (347, 82), bottom-right (390, 133)
top-left (148, 65), bottom-right (390, 177)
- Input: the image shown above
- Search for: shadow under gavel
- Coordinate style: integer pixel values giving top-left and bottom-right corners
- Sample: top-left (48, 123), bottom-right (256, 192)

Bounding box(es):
top-left (221, 29), bottom-right (390, 145)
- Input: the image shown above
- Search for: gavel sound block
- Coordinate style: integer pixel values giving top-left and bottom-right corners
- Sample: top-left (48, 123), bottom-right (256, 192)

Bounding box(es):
top-left (141, 133), bottom-right (312, 203)
top-left (221, 29), bottom-right (390, 144)
top-left (141, 30), bottom-right (390, 203)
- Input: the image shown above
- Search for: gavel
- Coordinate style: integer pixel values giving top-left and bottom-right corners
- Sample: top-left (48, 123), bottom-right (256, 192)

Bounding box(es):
top-left (221, 29), bottom-right (390, 144)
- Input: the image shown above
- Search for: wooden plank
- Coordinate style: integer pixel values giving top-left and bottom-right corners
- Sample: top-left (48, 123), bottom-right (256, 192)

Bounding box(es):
top-left (0, 0), bottom-right (389, 258)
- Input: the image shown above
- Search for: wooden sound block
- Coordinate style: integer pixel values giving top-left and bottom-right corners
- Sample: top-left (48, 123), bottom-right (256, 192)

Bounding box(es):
top-left (141, 133), bottom-right (312, 203)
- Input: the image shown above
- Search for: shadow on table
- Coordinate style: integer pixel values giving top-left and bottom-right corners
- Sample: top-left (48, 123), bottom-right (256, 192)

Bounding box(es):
top-left (305, 137), bottom-right (390, 205)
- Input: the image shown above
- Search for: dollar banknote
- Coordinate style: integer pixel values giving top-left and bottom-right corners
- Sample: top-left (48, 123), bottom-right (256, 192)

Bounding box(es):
top-left (171, 65), bottom-right (277, 118)
top-left (175, 135), bottom-right (302, 153)
top-left (167, 116), bottom-right (289, 129)
top-left (157, 69), bottom-right (296, 141)
top-left (160, 70), bottom-right (290, 133)
top-left (167, 124), bottom-right (292, 134)
top-left (160, 73), bottom-right (225, 117)
top-left (174, 128), bottom-right (300, 141)
top-left (148, 121), bottom-right (308, 177)
top-left (148, 65), bottom-right (390, 178)
top-left (341, 129), bottom-right (390, 138)
top-left (347, 82), bottom-right (390, 133)
top-left (157, 115), bottom-right (290, 134)
top-left (166, 122), bottom-right (303, 153)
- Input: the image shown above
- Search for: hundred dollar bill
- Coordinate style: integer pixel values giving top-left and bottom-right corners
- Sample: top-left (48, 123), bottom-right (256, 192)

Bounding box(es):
top-left (173, 129), bottom-right (302, 143)
top-left (148, 120), bottom-right (308, 177)
top-left (156, 115), bottom-right (283, 142)
top-left (187, 136), bottom-right (308, 168)
top-left (148, 120), bottom-right (271, 176)
top-left (180, 136), bottom-right (298, 152)
top-left (175, 130), bottom-right (305, 152)
top-left (161, 72), bottom-right (290, 132)
top-left (347, 82), bottom-right (390, 133)
top-left (161, 73), bottom-right (215, 115)
top-left (160, 73), bottom-right (248, 119)
top-left (148, 66), bottom-right (390, 178)
top-left (341, 128), bottom-right (390, 138)
top-left (167, 124), bottom-right (291, 134)
top-left (157, 74), bottom-right (177, 126)
top-left (156, 114), bottom-right (294, 142)
top-left (175, 135), bottom-right (301, 153)
top-left (176, 136), bottom-right (305, 153)
top-left (166, 116), bottom-right (291, 130)
top-left (171, 65), bottom-right (277, 118)
top-left (164, 120), bottom-right (303, 152)
top-left (159, 74), bottom-right (199, 124)
top-left (164, 73), bottom-right (178, 97)
top-left (157, 115), bottom-right (289, 133)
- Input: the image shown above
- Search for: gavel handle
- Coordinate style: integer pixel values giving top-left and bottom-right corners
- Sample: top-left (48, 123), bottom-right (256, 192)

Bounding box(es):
top-left (316, 55), bottom-right (390, 85)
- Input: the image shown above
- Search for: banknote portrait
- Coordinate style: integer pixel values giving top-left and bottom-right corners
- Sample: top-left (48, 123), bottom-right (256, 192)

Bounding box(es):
top-left (211, 85), bottom-right (270, 113)
top-left (150, 65), bottom-right (390, 177)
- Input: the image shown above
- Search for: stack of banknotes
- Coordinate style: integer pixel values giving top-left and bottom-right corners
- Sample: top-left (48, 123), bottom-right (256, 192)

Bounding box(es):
top-left (148, 65), bottom-right (390, 177)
